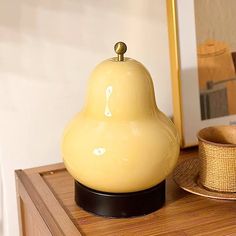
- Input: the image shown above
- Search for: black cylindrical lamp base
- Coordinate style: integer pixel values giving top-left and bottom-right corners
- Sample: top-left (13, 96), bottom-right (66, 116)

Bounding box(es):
top-left (74, 180), bottom-right (165, 218)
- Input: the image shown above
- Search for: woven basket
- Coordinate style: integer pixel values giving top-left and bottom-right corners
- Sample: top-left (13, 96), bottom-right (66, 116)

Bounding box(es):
top-left (198, 126), bottom-right (236, 192)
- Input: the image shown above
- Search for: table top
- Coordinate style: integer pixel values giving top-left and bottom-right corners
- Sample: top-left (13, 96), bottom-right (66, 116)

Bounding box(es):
top-left (16, 147), bottom-right (236, 236)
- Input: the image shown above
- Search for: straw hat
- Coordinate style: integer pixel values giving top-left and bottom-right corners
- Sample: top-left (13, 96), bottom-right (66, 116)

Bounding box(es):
top-left (173, 126), bottom-right (236, 201)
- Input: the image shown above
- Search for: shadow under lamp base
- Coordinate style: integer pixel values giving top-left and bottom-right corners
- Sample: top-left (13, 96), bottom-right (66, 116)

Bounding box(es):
top-left (74, 180), bottom-right (165, 218)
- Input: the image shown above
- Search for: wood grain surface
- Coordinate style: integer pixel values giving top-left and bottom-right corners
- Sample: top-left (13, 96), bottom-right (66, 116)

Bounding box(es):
top-left (17, 147), bottom-right (236, 236)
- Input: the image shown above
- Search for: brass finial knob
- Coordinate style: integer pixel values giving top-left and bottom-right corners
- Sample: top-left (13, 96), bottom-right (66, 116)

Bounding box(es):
top-left (114, 42), bottom-right (127, 61)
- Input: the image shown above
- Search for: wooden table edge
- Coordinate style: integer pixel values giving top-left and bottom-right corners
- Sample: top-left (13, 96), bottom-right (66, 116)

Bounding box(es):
top-left (15, 169), bottom-right (82, 236)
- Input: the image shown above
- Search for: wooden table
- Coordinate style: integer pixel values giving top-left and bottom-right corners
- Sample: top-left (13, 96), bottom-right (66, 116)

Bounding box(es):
top-left (15, 147), bottom-right (236, 236)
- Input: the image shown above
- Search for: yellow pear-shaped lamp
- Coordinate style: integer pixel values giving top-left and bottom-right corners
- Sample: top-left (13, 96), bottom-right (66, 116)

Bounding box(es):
top-left (62, 42), bottom-right (180, 217)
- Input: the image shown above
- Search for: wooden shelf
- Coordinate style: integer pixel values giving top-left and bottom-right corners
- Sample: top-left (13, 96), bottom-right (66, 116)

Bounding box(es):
top-left (15, 147), bottom-right (236, 235)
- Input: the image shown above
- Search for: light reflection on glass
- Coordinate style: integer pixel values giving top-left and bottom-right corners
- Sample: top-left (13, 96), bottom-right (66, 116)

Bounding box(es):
top-left (93, 147), bottom-right (106, 156)
top-left (105, 86), bottom-right (112, 117)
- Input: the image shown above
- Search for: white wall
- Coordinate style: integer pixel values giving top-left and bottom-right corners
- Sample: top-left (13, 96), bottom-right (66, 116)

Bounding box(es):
top-left (0, 0), bottom-right (172, 235)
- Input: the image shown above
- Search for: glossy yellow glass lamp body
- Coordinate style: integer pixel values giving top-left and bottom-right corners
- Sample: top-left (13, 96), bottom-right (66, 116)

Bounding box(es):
top-left (62, 52), bottom-right (180, 193)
